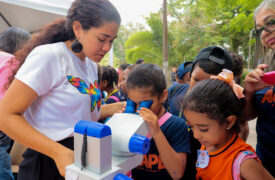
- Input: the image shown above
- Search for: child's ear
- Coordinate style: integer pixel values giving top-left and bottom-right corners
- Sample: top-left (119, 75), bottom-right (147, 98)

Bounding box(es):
top-left (225, 115), bottom-right (237, 130)
top-left (160, 89), bottom-right (168, 103)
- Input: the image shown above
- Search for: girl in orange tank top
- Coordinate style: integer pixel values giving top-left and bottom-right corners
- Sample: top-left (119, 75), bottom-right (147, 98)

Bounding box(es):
top-left (182, 76), bottom-right (274, 180)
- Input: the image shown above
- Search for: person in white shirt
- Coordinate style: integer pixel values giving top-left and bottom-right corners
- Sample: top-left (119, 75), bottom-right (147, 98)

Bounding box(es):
top-left (0, 0), bottom-right (122, 179)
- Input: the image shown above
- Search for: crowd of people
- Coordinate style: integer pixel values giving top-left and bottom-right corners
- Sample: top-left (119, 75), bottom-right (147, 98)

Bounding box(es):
top-left (0, 0), bottom-right (274, 179)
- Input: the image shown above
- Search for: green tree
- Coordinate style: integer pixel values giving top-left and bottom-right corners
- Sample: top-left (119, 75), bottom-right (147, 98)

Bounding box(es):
top-left (112, 23), bottom-right (145, 66)
top-left (122, 0), bottom-right (263, 69)
top-left (125, 13), bottom-right (163, 65)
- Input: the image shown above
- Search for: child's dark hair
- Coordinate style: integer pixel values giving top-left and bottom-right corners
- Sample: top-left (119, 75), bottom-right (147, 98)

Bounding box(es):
top-left (119, 63), bottom-right (131, 71)
top-left (183, 79), bottom-right (245, 133)
top-left (101, 66), bottom-right (118, 89)
top-left (135, 58), bottom-right (144, 64)
top-left (126, 63), bottom-right (166, 97)
top-left (230, 51), bottom-right (244, 84)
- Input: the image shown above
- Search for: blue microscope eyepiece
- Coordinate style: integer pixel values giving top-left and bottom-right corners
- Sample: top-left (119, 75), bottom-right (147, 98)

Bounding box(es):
top-left (124, 99), bottom-right (137, 113)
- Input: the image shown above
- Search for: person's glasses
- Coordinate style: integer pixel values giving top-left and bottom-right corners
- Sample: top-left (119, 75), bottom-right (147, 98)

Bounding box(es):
top-left (252, 19), bottom-right (275, 39)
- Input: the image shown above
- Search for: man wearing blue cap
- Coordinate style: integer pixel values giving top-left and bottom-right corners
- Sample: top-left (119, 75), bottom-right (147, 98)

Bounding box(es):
top-left (176, 61), bottom-right (193, 84)
top-left (165, 61), bottom-right (193, 117)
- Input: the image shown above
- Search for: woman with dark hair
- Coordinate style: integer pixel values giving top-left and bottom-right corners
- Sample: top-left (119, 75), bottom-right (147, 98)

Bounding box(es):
top-left (0, 26), bottom-right (31, 180)
top-left (0, 0), bottom-right (121, 179)
top-left (243, 0), bottom-right (275, 176)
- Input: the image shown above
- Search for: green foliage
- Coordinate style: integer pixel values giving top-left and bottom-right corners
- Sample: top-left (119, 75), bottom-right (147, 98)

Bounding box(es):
top-left (112, 26), bottom-right (129, 64)
top-left (165, 0), bottom-right (263, 67)
top-left (99, 53), bottom-right (121, 68)
top-left (240, 68), bottom-right (249, 86)
top-left (116, 0), bottom-right (263, 70)
top-left (146, 13), bottom-right (163, 47)
top-left (112, 23), bottom-right (146, 66)
top-left (124, 13), bottom-right (164, 65)
top-left (125, 30), bottom-right (162, 65)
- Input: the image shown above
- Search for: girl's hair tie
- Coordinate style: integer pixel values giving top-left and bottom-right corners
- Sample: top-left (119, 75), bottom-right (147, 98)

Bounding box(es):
top-left (210, 69), bottom-right (245, 99)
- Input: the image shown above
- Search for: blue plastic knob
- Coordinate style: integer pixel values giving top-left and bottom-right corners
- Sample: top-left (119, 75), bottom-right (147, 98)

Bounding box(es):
top-left (129, 134), bottom-right (150, 154)
top-left (113, 173), bottom-right (132, 180)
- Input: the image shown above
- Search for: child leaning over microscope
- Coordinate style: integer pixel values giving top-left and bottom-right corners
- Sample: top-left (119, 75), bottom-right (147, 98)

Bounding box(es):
top-left (127, 63), bottom-right (190, 180)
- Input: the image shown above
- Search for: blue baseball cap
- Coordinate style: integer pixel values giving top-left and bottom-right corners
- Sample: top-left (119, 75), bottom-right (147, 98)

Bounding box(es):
top-left (177, 61), bottom-right (193, 80)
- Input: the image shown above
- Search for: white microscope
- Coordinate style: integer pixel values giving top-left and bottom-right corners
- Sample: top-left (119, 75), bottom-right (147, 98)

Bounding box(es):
top-left (66, 99), bottom-right (153, 180)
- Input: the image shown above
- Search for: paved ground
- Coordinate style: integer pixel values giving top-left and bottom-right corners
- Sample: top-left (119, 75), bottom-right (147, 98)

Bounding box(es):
top-left (246, 119), bottom-right (257, 149)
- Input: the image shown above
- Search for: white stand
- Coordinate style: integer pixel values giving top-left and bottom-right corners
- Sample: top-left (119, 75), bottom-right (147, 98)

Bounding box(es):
top-left (66, 113), bottom-right (150, 180)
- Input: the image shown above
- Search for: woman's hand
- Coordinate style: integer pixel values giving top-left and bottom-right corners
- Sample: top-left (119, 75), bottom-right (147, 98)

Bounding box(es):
top-left (244, 64), bottom-right (271, 94)
top-left (53, 147), bottom-right (74, 177)
top-left (138, 107), bottom-right (160, 137)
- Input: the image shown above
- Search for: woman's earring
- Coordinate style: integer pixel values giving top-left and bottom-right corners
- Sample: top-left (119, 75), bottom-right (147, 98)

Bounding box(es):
top-left (71, 39), bottom-right (83, 53)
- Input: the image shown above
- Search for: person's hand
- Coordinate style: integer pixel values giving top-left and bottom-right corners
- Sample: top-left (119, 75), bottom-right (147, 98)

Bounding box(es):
top-left (138, 107), bottom-right (160, 137)
top-left (244, 64), bottom-right (271, 94)
top-left (100, 102), bottom-right (126, 119)
top-left (121, 101), bottom-right (126, 112)
top-left (53, 147), bottom-right (74, 177)
top-left (116, 101), bottom-right (126, 113)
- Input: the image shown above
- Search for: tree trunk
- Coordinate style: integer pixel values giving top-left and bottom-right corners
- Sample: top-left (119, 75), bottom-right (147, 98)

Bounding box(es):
top-left (162, 0), bottom-right (169, 79)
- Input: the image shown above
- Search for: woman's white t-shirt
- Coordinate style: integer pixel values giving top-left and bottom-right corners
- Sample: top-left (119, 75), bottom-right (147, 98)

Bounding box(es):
top-left (15, 42), bottom-right (101, 141)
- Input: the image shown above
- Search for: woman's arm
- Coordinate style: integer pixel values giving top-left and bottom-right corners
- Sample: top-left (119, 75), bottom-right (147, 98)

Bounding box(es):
top-left (0, 79), bottom-right (73, 176)
top-left (240, 158), bottom-right (274, 180)
top-left (100, 101), bottom-right (125, 119)
top-left (242, 64), bottom-right (270, 121)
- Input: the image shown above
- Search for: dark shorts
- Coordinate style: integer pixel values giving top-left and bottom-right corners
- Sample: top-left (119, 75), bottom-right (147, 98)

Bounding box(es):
top-left (18, 137), bottom-right (73, 180)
